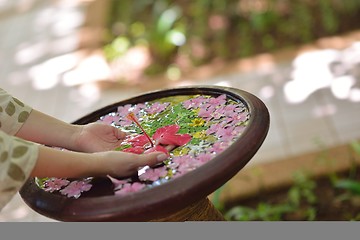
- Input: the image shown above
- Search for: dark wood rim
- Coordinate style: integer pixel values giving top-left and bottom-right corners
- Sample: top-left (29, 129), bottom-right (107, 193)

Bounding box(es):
top-left (20, 85), bottom-right (270, 221)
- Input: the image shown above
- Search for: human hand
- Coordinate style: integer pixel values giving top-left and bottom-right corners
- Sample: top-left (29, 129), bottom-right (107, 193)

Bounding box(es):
top-left (73, 122), bottom-right (127, 153)
top-left (33, 145), bottom-right (169, 179)
top-left (93, 151), bottom-right (168, 178)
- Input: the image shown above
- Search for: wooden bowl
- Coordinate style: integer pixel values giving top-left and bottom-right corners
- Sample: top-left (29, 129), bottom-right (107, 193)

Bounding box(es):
top-left (19, 85), bottom-right (270, 221)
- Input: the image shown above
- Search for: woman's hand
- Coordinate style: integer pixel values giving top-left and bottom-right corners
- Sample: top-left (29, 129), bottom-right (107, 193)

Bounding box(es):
top-left (73, 122), bottom-right (127, 153)
top-left (32, 145), bottom-right (168, 179)
top-left (93, 151), bottom-right (168, 178)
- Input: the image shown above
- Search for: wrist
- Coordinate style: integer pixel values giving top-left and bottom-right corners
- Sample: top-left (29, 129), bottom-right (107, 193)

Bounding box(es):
top-left (87, 152), bottom-right (109, 177)
top-left (49, 123), bottom-right (83, 152)
top-left (68, 124), bottom-right (85, 151)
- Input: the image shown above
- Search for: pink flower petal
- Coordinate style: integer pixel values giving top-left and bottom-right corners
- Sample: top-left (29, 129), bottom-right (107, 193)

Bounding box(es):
top-left (60, 180), bottom-right (92, 198)
top-left (107, 175), bottom-right (129, 190)
top-left (138, 166), bottom-right (168, 181)
top-left (117, 104), bottom-right (132, 117)
top-left (115, 182), bottom-right (145, 195)
top-left (146, 102), bottom-right (170, 114)
top-left (44, 178), bottom-right (70, 192)
top-left (197, 153), bottom-right (213, 163)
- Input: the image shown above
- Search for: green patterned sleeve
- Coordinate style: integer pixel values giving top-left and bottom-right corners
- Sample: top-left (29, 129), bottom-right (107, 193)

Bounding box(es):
top-left (0, 88), bottom-right (32, 135)
top-left (0, 131), bottom-right (39, 210)
top-left (0, 88), bottom-right (38, 210)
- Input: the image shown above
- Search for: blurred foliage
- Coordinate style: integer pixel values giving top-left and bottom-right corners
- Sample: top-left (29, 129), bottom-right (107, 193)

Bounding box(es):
top-left (221, 140), bottom-right (360, 221)
top-left (224, 171), bottom-right (318, 221)
top-left (103, 0), bottom-right (360, 78)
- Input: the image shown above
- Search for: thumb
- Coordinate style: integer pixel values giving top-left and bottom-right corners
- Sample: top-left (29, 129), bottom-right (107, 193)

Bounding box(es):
top-left (114, 127), bottom-right (128, 140)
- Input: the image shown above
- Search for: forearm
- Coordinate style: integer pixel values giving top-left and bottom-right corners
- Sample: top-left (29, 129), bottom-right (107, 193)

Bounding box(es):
top-left (15, 109), bottom-right (81, 151)
top-left (30, 145), bottom-right (101, 178)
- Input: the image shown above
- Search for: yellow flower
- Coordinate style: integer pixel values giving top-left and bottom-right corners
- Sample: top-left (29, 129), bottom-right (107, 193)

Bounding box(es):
top-left (193, 130), bottom-right (206, 139)
top-left (173, 147), bottom-right (190, 156)
top-left (189, 118), bottom-right (205, 127)
top-left (205, 135), bottom-right (217, 143)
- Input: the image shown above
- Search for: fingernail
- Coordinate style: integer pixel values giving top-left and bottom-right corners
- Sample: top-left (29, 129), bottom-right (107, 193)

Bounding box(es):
top-left (157, 153), bottom-right (168, 162)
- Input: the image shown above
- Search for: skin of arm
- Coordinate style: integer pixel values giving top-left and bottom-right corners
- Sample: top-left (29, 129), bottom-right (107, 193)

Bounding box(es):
top-left (15, 109), bottom-right (168, 179)
top-left (15, 109), bottom-right (126, 152)
top-left (31, 145), bottom-right (167, 178)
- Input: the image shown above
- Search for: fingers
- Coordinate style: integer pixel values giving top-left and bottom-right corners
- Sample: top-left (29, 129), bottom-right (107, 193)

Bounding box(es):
top-left (121, 152), bottom-right (168, 174)
top-left (105, 151), bottom-right (169, 178)
top-left (136, 152), bottom-right (168, 167)
top-left (120, 152), bottom-right (168, 176)
top-left (165, 144), bottom-right (176, 152)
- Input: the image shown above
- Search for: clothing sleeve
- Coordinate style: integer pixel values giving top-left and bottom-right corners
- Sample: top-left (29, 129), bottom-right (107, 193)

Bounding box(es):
top-left (0, 88), bottom-right (32, 135)
top-left (0, 88), bottom-right (39, 210)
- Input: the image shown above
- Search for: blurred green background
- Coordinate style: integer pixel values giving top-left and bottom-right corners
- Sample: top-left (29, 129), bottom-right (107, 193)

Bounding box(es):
top-left (103, 0), bottom-right (360, 78)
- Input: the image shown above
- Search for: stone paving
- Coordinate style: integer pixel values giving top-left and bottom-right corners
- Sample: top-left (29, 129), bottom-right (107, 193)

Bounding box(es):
top-left (1, 0), bottom-right (360, 221)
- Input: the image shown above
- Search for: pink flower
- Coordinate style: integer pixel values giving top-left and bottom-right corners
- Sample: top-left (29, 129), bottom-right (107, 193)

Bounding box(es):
top-left (115, 182), bottom-right (145, 195)
top-left (177, 158), bottom-right (201, 174)
top-left (233, 125), bottom-right (247, 136)
top-left (196, 153), bottom-right (214, 164)
top-left (225, 111), bottom-right (249, 124)
top-left (118, 118), bottom-right (133, 127)
top-left (206, 122), bottom-right (226, 135)
top-left (60, 180), bottom-right (92, 198)
top-left (211, 111), bottom-right (224, 120)
top-left (100, 114), bottom-right (119, 125)
top-left (171, 155), bottom-right (195, 170)
top-left (132, 103), bottom-right (146, 115)
top-left (182, 99), bottom-right (193, 109)
top-left (117, 104), bottom-right (132, 117)
top-left (222, 104), bottom-right (238, 113)
top-left (107, 176), bottom-right (129, 191)
top-left (152, 124), bottom-right (191, 146)
top-left (209, 94), bottom-right (226, 105)
top-left (191, 96), bottom-right (208, 108)
top-left (138, 166), bottom-right (168, 181)
top-left (182, 96), bottom-right (208, 109)
top-left (198, 107), bottom-right (213, 118)
top-left (208, 142), bottom-right (228, 154)
top-left (44, 178), bottom-right (70, 192)
top-left (146, 102), bottom-right (170, 114)
top-left (215, 127), bottom-right (236, 141)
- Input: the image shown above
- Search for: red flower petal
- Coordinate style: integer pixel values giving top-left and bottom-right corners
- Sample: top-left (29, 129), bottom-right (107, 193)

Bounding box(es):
top-left (144, 145), bottom-right (170, 156)
top-left (156, 133), bottom-right (192, 146)
top-left (152, 124), bottom-right (180, 140)
top-left (126, 134), bottom-right (150, 147)
top-left (127, 112), bottom-right (154, 147)
top-left (122, 146), bottom-right (144, 154)
top-left (152, 124), bottom-right (191, 146)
